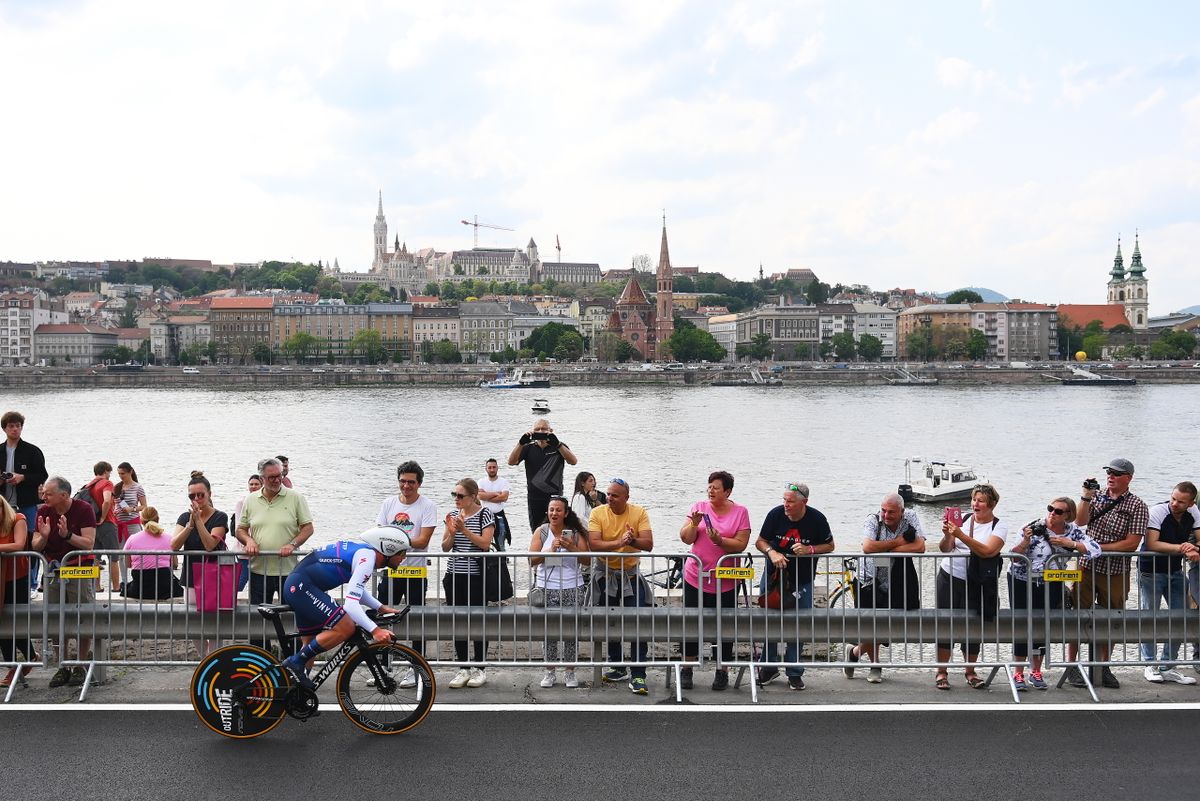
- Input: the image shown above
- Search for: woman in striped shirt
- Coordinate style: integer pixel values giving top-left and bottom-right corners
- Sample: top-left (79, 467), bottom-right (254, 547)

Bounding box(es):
top-left (441, 477), bottom-right (495, 689)
top-left (113, 462), bottom-right (148, 590)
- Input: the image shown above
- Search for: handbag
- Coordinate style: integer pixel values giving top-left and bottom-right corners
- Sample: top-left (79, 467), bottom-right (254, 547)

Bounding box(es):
top-left (193, 559), bottom-right (238, 611)
top-left (483, 548), bottom-right (514, 603)
top-left (529, 565), bottom-right (555, 607)
top-left (756, 564), bottom-right (797, 610)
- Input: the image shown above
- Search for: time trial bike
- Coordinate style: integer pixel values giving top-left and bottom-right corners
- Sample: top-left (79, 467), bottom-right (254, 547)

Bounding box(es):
top-left (190, 603), bottom-right (435, 738)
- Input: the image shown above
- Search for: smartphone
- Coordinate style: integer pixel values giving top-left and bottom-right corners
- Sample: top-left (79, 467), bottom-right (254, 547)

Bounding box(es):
top-left (943, 506), bottom-right (963, 526)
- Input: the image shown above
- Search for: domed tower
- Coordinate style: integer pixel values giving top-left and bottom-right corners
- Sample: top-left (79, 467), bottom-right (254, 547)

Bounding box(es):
top-left (1124, 231), bottom-right (1148, 329)
top-left (1106, 236), bottom-right (1125, 304)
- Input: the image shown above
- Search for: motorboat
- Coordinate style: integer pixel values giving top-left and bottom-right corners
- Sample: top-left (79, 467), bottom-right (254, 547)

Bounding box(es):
top-left (531, 398), bottom-right (550, 414)
top-left (897, 457), bottom-right (985, 503)
top-left (478, 368), bottom-right (551, 389)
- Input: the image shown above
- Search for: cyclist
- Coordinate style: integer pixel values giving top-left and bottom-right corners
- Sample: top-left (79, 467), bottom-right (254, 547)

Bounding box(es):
top-left (280, 526), bottom-right (412, 687)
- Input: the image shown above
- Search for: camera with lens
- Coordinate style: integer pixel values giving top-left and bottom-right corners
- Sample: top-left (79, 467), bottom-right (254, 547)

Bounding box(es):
top-left (1027, 519), bottom-right (1049, 539)
top-left (0, 471), bottom-right (12, 482)
top-left (1082, 477), bottom-right (1100, 492)
top-left (531, 431), bottom-right (550, 441)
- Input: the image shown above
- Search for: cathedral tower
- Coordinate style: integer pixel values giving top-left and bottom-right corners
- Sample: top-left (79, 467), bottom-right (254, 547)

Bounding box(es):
top-left (654, 214), bottom-right (674, 358)
top-left (373, 191), bottom-right (388, 268)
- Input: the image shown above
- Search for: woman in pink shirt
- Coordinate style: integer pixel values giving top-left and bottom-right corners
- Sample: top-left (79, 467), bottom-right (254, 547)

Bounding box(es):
top-left (678, 470), bottom-right (751, 691)
top-left (122, 507), bottom-right (182, 600)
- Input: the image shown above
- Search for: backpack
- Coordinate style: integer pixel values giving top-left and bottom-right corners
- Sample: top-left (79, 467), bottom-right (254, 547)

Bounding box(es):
top-left (73, 479), bottom-right (103, 521)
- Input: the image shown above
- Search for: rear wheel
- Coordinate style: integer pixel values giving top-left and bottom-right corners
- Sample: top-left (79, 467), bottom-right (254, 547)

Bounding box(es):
top-left (191, 644), bottom-right (291, 739)
top-left (336, 642), bottom-right (436, 735)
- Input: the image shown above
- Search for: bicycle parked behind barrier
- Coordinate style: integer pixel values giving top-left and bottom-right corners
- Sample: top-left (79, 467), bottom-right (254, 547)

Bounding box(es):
top-left (190, 604), bottom-right (435, 738)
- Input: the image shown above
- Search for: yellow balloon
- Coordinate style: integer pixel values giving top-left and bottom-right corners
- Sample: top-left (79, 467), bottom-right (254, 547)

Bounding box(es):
top-left (1075, 351), bottom-right (1087, 361)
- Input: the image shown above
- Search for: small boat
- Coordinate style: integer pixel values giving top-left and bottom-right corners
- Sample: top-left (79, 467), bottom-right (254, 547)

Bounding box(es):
top-left (897, 457), bottom-right (986, 504)
top-left (531, 398), bottom-right (550, 414)
top-left (478, 368), bottom-right (551, 389)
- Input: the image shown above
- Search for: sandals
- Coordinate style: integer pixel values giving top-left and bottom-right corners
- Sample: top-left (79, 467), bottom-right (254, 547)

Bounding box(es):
top-left (935, 673), bottom-right (950, 691)
top-left (965, 674), bottom-right (986, 689)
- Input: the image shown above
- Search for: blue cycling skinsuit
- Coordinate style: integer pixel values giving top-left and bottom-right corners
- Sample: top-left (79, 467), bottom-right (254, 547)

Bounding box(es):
top-left (283, 541), bottom-right (385, 636)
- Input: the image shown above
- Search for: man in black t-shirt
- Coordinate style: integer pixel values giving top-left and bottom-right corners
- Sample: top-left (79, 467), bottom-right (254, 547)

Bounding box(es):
top-left (506, 418), bottom-right (577, 532)
top-left (753, 482), bottom-right (834, 690)
top-left (1138, 480), bottom-right (1200, 684)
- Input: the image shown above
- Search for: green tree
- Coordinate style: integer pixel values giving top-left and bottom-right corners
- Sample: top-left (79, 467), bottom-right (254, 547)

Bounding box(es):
top-left (119, 297), bottom-right (138, 328)
top-left (1081, 333), bottom-right (1108, 360)
top-left (857, 333), bottom-right (884, 362)
top-left (743, 333), bottom-right (772, 360)
top-left (555, 331), bottom-right (585, 361)
top-left (614, 340), bottom-right (640, 363)
top-left (284, 331), bottom-right (323, 363)
top-left (430, 339), bottom-right (462, 364)
top-left (944, 289), bottom-right (984, 304)
top-left (906, 328), bottom-right (934, 360)
top-left (805, 281), bottom-right (830, 305)
top-left (594, 332), bottom-right (624, 362)
top-left (525, 322), bottom-right (578, 359)
top-left (830, 332), bottom-right (856, 360)
top-left (100, 345), bottom-right (135, 363)
top-left (490, 345), bottom-right (518, 364)
top-left (316, 275), bottom-right (345, 299)
top-left (967, 328), bottom-right (989, 360)
top-left (251, 342), bottom-right (274, 364)
top-left (349, 328), bottom-right (386, 364)
top-left (665, 326), bottom-right (726, 362)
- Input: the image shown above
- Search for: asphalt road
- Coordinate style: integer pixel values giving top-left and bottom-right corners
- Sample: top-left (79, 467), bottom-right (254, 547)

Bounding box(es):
top-left (13, 708), bottom-right (1199, 800)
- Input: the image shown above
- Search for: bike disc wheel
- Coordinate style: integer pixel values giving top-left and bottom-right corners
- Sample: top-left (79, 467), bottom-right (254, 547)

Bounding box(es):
top-left (336, 643), bottom-right (436, 735)
top-left (191, 644), bottom-right (292, 739)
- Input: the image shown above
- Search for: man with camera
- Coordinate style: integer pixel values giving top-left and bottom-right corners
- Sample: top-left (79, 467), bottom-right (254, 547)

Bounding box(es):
top-left (1065, 458), bottom-right (1149, 689)
top-left (846, 493), bottom-right (926, 684)
top-left (507, 418), bottom-right (577, 533)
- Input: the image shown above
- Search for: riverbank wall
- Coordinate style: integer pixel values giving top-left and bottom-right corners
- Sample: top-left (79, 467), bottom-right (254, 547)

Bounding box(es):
top-left (2, 365), bottom-right (1197, 389)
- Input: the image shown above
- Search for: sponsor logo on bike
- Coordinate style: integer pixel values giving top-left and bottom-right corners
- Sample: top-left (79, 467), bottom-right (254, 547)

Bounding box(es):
top-left (216, 687), bottom-right (234, 733)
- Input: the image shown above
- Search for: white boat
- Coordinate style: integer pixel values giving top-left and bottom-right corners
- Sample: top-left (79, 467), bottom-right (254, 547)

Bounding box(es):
top-left (897, 457), bottom-right (986, 503)
top-left (531, 398), bottom-right (550, 414)
top-left (478, 368), bottom-right (551, 389)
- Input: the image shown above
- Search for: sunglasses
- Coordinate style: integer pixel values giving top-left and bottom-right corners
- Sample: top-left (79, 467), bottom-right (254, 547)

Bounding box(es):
top-left (1104, 468), bottom-right (1129, 477)
top-left (609, 478), bottom-right (627, 487)
top-left (188, 492), bottom-right (207, 501)
top-left (450, 491), bottom-right (467, 500)
top-left (1047, 505), bottom-right (1068, 516)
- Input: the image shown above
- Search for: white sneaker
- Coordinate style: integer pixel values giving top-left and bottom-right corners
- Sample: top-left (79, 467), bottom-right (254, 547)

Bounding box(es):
top-left (448, 668), bottom-right (471, 688)
top-left (564, 669), bottom-right (579, 688)
top-left (1158, 668), bottom-right (1197, 685)
top-left (1144, 666), bottom-right (1164, 683)
top-left (365, 669), bottom-right (394, 688)
top-left (540, 670), bottom-right (556, 688)
top-left (867, 667), bottom-right (883, 684)
top-left (398, 668), bottom-right (417, 689)
top-left (466, 667), bottom-right (487, 688)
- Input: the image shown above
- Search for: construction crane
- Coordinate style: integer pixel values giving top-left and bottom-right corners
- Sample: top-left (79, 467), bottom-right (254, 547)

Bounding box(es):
top-left (460, 215), bottom-right (514, 248)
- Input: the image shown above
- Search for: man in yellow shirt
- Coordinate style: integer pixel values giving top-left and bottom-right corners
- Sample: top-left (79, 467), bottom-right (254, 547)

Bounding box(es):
top-left (587, 478), bottom-right (654, 695)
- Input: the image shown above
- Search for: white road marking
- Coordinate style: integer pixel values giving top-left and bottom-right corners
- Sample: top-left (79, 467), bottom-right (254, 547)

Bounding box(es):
top-left (3, 702), bottom-right (1199, 713)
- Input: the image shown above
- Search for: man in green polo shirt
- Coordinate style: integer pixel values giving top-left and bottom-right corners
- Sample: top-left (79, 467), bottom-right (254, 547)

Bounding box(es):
top-left (235, 456), bottom-right (314, 606)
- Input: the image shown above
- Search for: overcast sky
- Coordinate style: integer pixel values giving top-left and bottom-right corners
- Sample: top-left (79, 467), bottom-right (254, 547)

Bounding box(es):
top-left (2, 1), bottom-right (1197, 313)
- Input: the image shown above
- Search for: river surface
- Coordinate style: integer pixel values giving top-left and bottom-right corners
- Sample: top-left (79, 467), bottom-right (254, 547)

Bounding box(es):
top-left (9, 383), bottom-right (1197, 549)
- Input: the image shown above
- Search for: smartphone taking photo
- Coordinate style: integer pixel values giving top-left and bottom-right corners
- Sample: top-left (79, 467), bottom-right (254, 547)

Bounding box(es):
top-left (943, 506), bottom-right (963, 527)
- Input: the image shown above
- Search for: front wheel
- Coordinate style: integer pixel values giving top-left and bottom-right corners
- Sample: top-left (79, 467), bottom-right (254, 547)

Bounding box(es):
top-left (336, 642), bottom-right (436, 735)
top-left (191, 644), bottom-right (292, 739)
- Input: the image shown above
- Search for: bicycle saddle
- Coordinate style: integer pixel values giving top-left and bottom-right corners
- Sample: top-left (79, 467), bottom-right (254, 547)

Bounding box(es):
top-left (256, 604), bottom-right (292, 619)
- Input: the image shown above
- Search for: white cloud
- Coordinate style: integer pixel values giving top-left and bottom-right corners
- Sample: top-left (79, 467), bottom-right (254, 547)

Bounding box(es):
top-left (1132, 87), bottom-right (1167, 116)
top-left (786, 33), bottom-right (823, 70)
top-left (909, 108), bottom-right (980, 147)
top-left (938, 56), bottom-right (1032, 103)
top-left (1060, 61), bottom-right (1136, 106)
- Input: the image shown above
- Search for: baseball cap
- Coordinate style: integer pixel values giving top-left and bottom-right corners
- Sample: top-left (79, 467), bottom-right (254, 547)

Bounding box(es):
top-left (1103, 458), bottom-right (1135, 475)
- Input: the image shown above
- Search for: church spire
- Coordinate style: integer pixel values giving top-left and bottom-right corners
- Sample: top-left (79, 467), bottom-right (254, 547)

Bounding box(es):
top-left (1108, 235), bottom-right (1125, 282)
top-left (654, 212), bottom-right (674, 359)
top-left (1129, 230), bottom-right (1145, 276)
top-left (377, 190), bottom-right (383, 216)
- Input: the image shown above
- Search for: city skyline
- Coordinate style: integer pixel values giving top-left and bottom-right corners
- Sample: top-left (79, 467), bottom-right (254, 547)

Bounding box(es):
top-left (2, 1), bottom-right (1197, 315)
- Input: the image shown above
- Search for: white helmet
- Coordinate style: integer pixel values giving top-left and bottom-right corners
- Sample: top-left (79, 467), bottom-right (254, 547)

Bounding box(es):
top-left (359, 526), bottom-right (413, 558)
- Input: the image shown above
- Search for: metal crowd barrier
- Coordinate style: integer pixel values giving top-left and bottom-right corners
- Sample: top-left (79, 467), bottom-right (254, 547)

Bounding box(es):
top-left (0, 552), bottom-right (49, 703)
top-left (4, 546), bottom-right (1199, 703)
top-left (1042, 552), bottom-right (1200, 701)
top-left (714, 552), bottom-right (1036, 702)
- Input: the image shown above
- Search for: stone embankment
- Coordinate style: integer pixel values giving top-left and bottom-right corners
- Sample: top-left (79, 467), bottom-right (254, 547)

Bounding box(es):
top-left (2, 364), bottom-right (1197, 389)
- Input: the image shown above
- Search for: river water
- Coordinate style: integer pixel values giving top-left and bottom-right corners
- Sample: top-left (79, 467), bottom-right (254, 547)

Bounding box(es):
top-left (10, 383), bottom-right (1198, 550)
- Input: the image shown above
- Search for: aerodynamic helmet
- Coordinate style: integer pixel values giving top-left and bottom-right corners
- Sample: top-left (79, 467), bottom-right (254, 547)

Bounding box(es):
top-left (358, 526), bottom-right (413, 558)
